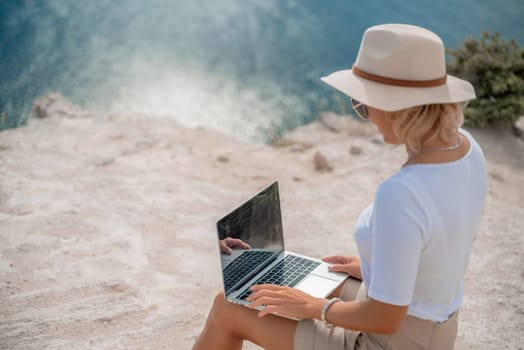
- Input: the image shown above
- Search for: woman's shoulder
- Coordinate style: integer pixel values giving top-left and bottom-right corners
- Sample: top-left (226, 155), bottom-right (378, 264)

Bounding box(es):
top-left (377, 163), bottom-right (445, 201)
top-left (375, 173), bottom-right (420, 203)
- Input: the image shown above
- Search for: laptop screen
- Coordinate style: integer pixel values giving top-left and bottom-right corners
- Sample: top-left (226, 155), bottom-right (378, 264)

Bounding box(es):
top-left (216, 182), bottom-right (284, 294)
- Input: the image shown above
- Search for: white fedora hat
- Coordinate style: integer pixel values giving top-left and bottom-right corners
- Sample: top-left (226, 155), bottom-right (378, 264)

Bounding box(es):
top-left (321, 24), bottom-right (476, 111)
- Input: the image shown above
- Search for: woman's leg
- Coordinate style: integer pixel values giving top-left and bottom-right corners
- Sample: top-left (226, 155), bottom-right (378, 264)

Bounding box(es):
top-left (192, 292), bottom-right (298, 350)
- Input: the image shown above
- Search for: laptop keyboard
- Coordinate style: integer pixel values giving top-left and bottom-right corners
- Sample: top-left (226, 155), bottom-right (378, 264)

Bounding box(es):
top-left (223, 250), bottom-right (275, 292)
top-left (237, 255), bottom-right (320, 300)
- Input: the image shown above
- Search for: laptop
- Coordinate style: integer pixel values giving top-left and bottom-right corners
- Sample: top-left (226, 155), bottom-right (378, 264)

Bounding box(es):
top-left (216, 181), bottom-right (347, 317)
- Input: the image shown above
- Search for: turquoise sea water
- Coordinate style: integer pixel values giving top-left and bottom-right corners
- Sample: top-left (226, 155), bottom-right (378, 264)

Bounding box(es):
top-left (1, 0), bottom-right (523, 142)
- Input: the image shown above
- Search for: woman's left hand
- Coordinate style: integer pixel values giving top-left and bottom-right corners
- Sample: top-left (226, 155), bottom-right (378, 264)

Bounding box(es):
top-left (247, 284), bottom-right (325, 319)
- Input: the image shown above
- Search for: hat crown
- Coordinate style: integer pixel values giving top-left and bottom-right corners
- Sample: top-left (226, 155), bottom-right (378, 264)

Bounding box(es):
top-left (354, 24), bottom-right (446, 81)
top-left (320, 23), bottom-right (476, 111)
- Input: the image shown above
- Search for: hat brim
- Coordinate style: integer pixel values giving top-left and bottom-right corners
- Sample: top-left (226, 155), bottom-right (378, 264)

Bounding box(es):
top-left (321, 69), bottom-right (476, 111)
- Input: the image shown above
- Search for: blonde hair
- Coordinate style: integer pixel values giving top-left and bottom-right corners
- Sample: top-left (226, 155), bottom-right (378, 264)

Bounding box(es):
top-left (386, 103), bottom-right (464, 153)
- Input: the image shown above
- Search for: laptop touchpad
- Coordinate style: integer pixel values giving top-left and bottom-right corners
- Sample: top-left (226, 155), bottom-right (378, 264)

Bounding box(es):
top-left (295, 275), bottom-right (341, 298)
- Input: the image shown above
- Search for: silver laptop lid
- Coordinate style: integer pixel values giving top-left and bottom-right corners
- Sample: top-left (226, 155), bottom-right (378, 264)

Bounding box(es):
top-left (216, 181), bottom-right (284, 294)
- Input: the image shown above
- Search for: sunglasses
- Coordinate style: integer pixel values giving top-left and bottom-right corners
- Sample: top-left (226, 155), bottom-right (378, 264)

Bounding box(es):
top-left (351, 98), bottom-right (369, 120)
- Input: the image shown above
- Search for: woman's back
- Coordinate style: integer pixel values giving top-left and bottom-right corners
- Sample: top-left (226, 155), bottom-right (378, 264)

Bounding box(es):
top-left (358, 129), bottom-right (487, 322)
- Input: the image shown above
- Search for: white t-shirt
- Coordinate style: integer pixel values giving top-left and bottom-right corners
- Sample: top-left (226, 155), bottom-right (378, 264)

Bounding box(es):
top-left (354, 129), bottom-right (487, 322)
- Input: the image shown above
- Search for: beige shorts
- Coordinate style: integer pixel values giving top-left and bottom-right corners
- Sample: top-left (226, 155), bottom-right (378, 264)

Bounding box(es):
top-left (294, 279), bottom-right (458, 350)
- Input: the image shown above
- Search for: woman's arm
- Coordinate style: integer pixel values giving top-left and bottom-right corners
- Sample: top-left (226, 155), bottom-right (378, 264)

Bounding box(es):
top-left (320, 297), bottom-right (408, 334)
top-left (248, 285), bottom-right (407, 334)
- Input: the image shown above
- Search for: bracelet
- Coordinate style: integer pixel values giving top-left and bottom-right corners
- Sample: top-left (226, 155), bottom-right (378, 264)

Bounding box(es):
top-left (320, 297), bottom-right (342, 328)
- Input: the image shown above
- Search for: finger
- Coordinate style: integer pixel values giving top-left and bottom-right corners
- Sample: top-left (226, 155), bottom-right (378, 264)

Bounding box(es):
top-left (248, 296), bottom-right (282, 309)
top-left (328, 264), bottom-right (350, 274)
top-left (234, 241), bottom-right (251, 250)
top-left (247, 288), bottom-right (291, 305)
top-left (228, 238), bottom-right (242, 246)
top-left (231, 238), bottom-right (251, 249)
top-left (228, 239), bottom-right (251, 250)
top-left (250, 284), bottom-right (286, 292)
top-left (247, 288), bottom-right (287, 302)
top-left (258, 305), bottom-right (281, 318)
top-left (247, 288), bottom-right (285, 302)
top-left (219, 242), bottom-right (233, 255)
top-left (322, 255), bottom-right (346, 264)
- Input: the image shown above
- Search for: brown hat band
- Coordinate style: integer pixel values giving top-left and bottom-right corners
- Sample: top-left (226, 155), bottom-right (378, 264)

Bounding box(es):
top-left (352, 65), bottom-right (447, 87)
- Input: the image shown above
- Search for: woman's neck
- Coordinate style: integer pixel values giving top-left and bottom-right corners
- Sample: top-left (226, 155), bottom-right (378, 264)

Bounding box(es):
top-left (403, 134), bottom-right (465, 166)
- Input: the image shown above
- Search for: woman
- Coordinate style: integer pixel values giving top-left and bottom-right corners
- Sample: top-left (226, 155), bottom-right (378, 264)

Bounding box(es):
top-left (192, 23), bottom-right (487, 350)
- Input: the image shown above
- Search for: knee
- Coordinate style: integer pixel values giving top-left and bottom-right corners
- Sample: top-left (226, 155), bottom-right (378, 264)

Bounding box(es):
top-left (208, 291), bottom-right (230, 324)
top-left (213, 290), bottom-right (228, 309)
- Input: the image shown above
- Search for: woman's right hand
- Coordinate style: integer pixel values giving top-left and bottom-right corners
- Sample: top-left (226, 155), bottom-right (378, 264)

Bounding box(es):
top-left (322, 255), bottom-right (362, 280)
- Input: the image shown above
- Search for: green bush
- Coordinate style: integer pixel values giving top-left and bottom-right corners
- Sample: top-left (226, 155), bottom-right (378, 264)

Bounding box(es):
top-left (447, 32), bottom-right (524, 128)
